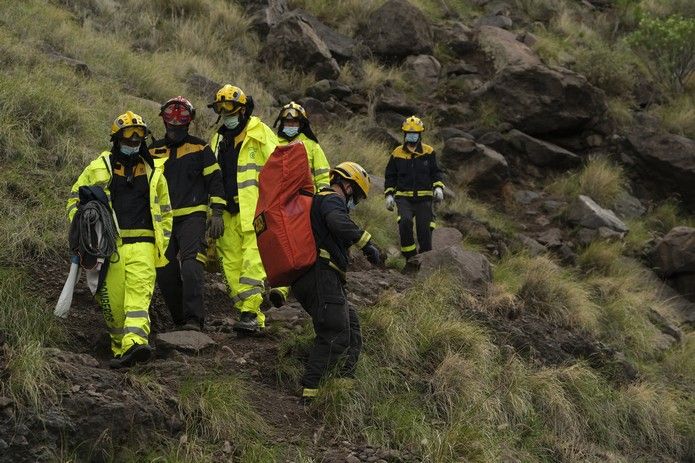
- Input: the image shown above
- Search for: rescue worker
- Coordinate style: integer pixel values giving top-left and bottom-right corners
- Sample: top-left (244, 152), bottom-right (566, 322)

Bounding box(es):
top-left (275, 101), bottom-right (331, 190)
top-left (67, 111), bottom-right (173, 368)
top-left (208, 84), bottom-right (278, 333)
top-left (384, 116), bottom-right (444, 259)
top-left (292, 162), bottom-right (380, 400)
top-left (270, 101), bottom-right (332, 308)
top-left (150, 96), bottom-right (226, 331)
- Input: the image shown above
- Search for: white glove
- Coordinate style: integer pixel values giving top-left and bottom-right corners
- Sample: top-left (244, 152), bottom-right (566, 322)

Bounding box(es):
top-left (385, 195), bottom-right (395, 211)
top-left (433, 187), bottom-right (444, 202)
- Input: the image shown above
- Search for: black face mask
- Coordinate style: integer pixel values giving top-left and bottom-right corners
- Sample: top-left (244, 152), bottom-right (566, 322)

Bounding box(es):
top-left (165, 125), bottom-right (188, 144)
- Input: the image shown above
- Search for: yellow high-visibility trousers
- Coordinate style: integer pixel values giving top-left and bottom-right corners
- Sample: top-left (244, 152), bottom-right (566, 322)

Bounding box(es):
top-left (216, 211), bottom-right (266, 327)
top-left (96, 241), bottom-right (155, 356)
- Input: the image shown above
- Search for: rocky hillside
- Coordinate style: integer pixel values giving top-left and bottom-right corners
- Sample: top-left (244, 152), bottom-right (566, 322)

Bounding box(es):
top-left (0, 0), bottom-right (694, 461)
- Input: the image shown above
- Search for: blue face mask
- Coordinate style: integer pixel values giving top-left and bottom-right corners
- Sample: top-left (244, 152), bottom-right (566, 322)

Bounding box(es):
top-left (405, 132), bottom-right (420, 144)
top-left (282, 126), bottom-right (299, 138)
top-left (120, 144), bottom-right (139, 156)
top-left (223, 114), bottom-right (240, 129)
top-left (347, 198), bottom-right (356, 210)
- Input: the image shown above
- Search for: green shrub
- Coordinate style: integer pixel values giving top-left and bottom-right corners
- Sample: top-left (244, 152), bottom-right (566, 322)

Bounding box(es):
top-left (628, 15), bottom-right (695, 92)
top-left (546, 156), bottom-right (628, 208)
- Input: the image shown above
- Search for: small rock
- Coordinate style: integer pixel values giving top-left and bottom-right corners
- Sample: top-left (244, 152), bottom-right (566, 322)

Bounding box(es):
top-left (513, 189), bottom-right (540, 205)
top-left (535, 216), bottom-right (551, 227)
top-left (536, 228), bottom-right (562, 247)
top-left (576, 227), bottom-right (597, 246)
top-left (70, 385), bottom-right (81, 393)
top-left (567, 195), bottom-right (629, 232)
top-left (157, 331), bottom-right (217, 353)
top-left (612, 191), bottom-right (646, 220)
top-left (476, 14), bottom-right (513, 29)
top-left (437, 127), bottom-right (474, 141)
top-left (597, 227), bottom-right (625, 240)
top-left (542, 200), bottom-right (566, 213)
top-left (556, 244), bottom-right (577, 264)
top-left (0, 397), bottom-right (13, 408)
top-left (346, 454), bottom-right (361, 463)
top-left (514, 233), bottom-right (546, 255)
top-left (223, 440), bottom-right (232, 454)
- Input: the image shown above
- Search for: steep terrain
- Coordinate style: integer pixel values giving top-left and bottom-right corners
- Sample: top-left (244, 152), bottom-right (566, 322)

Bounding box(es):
top-left (1, 0), bottom-right (694, 462)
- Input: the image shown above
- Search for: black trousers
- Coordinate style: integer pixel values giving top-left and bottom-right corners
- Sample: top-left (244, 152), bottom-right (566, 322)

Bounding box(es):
top-left (292, 262), bottom-right (362, 389)
top-left (156, 214), bottom-right (207, 328)
top-left (396, 197), bottom-right (434, 258)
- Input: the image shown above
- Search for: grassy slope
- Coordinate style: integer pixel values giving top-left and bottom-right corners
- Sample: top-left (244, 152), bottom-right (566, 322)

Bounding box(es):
top-left (1, 0), bottom-right (694, 461)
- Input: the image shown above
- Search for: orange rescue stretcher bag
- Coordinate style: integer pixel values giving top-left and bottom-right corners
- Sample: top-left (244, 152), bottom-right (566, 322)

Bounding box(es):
top-left (254, 142), bottom-right (317, 287)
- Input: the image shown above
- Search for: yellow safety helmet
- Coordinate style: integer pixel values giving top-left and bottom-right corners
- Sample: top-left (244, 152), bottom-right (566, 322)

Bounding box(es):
top-left (279, 101), bottom-right (308, 120)
top-left (402, 115), bottom-right (425, 133)
top-left (110, 110), bottom-right (148, 139)
top-left (208, 84), bottom-right (247, 114)
top-left (330, 161), bottom-right (371, 200)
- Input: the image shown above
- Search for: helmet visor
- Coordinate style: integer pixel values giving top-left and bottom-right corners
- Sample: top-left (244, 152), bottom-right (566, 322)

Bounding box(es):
top-left (121, 126), bottom-right (146, 141)
top-left (162, 103), bottom-right (192, 126)
top-left (213, 101), bottom-right (243, 115)
top-left (280, 107), bottom-right (302, 120)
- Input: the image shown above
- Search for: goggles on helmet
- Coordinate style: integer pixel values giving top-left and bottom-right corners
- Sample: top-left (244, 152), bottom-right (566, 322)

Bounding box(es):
top-left (162, 103), bottom-right (192, 126)
top-left (213, 101), bottom-right (243, 115)
top-left (280, 108), bottom-right (303, 120)
top-left (121, 126), bottom-right (146, 141)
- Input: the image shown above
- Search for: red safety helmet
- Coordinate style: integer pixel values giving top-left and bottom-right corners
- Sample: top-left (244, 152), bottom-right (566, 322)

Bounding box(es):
top-left (160, 96), bottom-right (195, 126)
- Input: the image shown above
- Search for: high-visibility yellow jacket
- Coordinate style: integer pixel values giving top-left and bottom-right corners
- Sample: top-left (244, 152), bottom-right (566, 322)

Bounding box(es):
top-left (66, 151), bottom-right (173, 267)
top-left (277, 133), bottom-right (331, 191)
top-left (210, 116), bottom-right (277, 232)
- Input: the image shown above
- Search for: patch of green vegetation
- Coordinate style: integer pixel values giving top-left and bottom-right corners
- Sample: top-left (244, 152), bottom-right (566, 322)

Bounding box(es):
top-left (627, 15), bottom-right (695, 92)
top-left (178, 375), bottom-right (277, 461)
top-left (546, 156), bottom-right (628, 208)
top-left (0, 269), bottom-right (60, 409)
top-left (297, 271), bottom-right (693, 462)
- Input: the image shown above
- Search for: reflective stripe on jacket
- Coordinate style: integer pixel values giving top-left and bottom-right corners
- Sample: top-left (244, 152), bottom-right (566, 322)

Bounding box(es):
top-left (210, 116), bottom-right (277, 232)
top-left (277, 133), bottom-right (331, 191)
top-left (66, 151), bottom-right (173, 267)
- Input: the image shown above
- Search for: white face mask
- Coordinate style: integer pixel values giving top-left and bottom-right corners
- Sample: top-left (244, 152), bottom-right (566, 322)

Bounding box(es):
top-left (282, 126), bottom-right (299, 138)
top-left (120, 144), bottom-right (139, 156)
top-left (404, 132), bottom-right (420, 144)
top-left (223, 114), bottom-right (240, 129)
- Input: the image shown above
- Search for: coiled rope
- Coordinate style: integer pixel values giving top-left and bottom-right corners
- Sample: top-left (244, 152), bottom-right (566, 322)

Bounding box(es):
top-left (73, 200), bottom-right (119, 264)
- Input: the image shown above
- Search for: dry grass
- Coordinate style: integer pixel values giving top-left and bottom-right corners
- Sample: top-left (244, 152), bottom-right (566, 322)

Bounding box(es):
top-left (546, 156), bottom-right (628, 208)
top-left (300, 271), bottom-right (693, 462)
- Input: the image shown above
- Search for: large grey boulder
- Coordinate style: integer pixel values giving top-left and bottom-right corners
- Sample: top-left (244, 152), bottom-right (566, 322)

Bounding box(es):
top-left (473, 65), bottom-right (607, 136)
top-left (239, 0), bottom-right (289, 35)
top-left (413, 246), bottom-right (492, 292)
top-left (156, 331), bottom-right (217, 353)
top-left (296, 10), bottom-right (355, 61)
top-left (260, 15), bottom-right (340, 79)
top-left (612, 191), bottom-right (646, 220)
top-left (652, 227), bottom-right (695, 277)
top-left (432, 227), bottom-right (464, 250)
top-left (375, 87), bottom-right (418, 116)
top-left (624, 131), bottom-right (695, 213)
top-left (404, 54), bottom-right (441, 86)
top-left (476, 26), bottom-right (540, 71)
top-left (505, 129), bottom-right (581, 168)
top-left (441, 137), bottom-right (509, 189)
top-left (566, 195), bottom-right (629, 232)
top-left (357, 0), bottom-right (433, 61)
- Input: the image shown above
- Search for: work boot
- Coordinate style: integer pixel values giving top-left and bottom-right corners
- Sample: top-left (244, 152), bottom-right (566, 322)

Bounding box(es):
top-left (300, 387), bottom-right (319, 405)
top-left (181, 320), bottom-right (201, 332)
top-left (233, 311), bottom-right (261, 333)
top-left (269, 288), bottom-right (286, 308)
top-left (109, 343), bottom-right (153, 369)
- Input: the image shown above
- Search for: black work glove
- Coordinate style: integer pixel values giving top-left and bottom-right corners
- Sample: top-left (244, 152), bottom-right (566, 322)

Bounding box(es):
top-left (362, 242), bottom-right (381, 266)
top-left (207, 208), bottom-right (225, 239)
